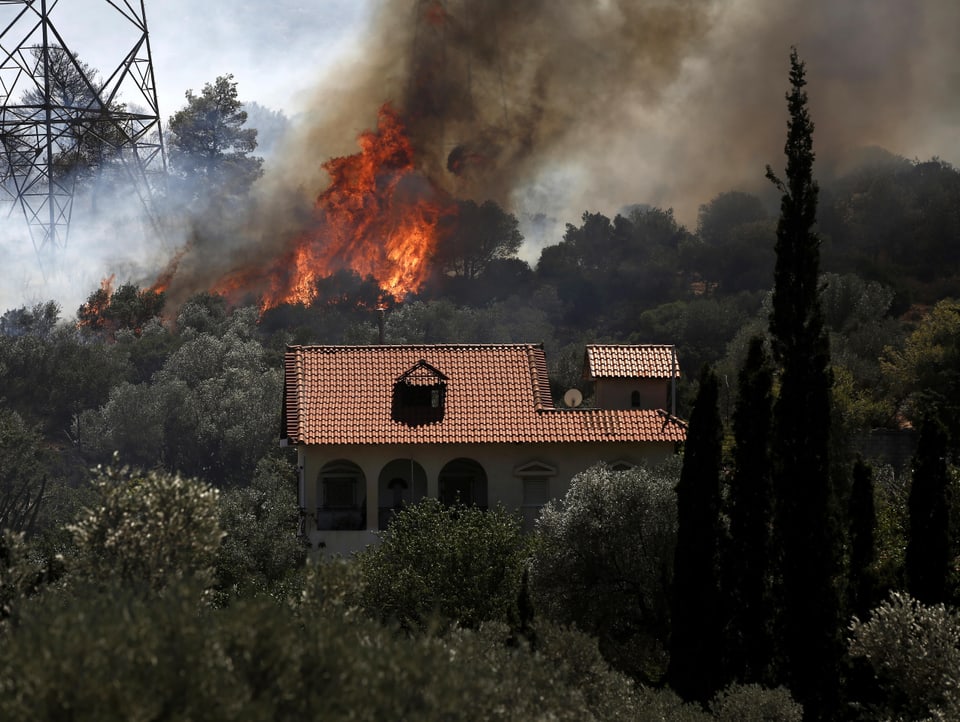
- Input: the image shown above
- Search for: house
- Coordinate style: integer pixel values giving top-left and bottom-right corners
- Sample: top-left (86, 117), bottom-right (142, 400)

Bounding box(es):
top-left (281, 343), bottom-right (686, 555)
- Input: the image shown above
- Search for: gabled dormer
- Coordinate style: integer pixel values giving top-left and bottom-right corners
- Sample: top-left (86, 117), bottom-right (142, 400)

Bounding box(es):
top-left (391, 359), bottom-right (448, 425)
top-left (583, 344), bottom-right (680, 412)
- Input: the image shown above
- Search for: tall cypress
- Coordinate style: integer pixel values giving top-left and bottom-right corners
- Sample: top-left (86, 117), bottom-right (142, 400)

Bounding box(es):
top-left (766, 48), bottom-right (844, 720)
top-left (725, 336), bottom-right (775, 686)
top-left (669, 365), bottom-right (724, 703)
top-left (848, 456), bottom-right (878, 619)
top-left (906, 414), bottom-right (951, 605)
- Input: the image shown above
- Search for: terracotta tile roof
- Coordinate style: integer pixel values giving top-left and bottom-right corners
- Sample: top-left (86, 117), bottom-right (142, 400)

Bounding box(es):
top-left (584, 344), bottom-right (681, 380)
top-left (282, 344), bottom-right (686, 446)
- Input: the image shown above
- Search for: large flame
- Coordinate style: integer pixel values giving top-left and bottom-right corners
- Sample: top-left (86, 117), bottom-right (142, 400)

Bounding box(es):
top-left (211, 104), bottom-right (456, 309)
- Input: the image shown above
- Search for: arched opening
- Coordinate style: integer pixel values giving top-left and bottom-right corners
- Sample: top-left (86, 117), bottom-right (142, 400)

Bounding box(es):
top-left (630, 390), bottom-right (642, 408)
top-left (438, 458), bottom-right (487, 509)
top-left (377, 459), bottom-right (427, 530)
top-left (315, 460), bottom-right (366, 531)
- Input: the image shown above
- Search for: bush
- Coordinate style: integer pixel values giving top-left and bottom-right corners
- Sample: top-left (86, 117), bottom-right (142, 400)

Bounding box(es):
top-left (709, 684), bottom-right (803, 722)
top-left (0, 577), bottom-right (698, 722)
top-left (848, 591), bottom-right (960, 720)
top-left (356, 498), bottom-right (527, 630)
top-left (214, 456), bottom-right (307, 603)
top-left (67, 463), bottom-right (224, 593)
top-left (529, 461), bottom-right (680, 682)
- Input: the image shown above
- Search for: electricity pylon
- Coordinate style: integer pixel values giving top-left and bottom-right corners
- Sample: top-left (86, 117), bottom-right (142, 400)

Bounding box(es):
top-left (0, 0), bottom-right (166, 260)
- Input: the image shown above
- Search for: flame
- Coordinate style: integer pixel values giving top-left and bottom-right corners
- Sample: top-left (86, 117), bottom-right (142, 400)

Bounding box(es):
top-left (150, 246), bottom-right (189, 295)
top-left (210, 104), bottom-right (456, 310)
top-left (76, 274), bottom-right (121, 336)
top-left (76, 274), bottom-right (115, 329)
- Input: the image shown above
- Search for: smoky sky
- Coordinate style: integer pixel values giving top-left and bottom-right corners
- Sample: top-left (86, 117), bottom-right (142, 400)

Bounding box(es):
top-left (267, 0), bottom-right (960, 235)
top-left (2, 0), bottom-right (958, 312)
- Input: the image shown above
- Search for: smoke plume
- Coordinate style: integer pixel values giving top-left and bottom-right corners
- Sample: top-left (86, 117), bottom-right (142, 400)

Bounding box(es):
top-left (173, 0), bottom-right (957, 300)
top-left (3, 0), bottom-right (958, 313)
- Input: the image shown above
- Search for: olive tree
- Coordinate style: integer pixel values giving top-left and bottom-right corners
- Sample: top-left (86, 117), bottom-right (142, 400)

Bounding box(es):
top-left (357, 498), bottom-right (528, 630)
top-left (849, 591), bottom-right (960, 720)
top-left (67, 463), bottom-right (224, 593)
top-left (528, 461), bottom-right (680, 682)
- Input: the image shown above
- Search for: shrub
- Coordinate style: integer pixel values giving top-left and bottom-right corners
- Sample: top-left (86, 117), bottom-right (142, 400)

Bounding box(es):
top-left (356, 498), bottom-right (527, 630)
top-left (67, 463), bottom-right (224, 593)
top-left (849, 591), bottom-right (960, 720)
top-left (529, 461), bottom-right (680, 682)
top-left (709, 683), bottom-right (803, 722)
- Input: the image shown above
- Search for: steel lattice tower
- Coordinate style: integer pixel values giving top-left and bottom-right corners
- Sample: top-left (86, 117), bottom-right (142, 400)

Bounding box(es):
top-left (0, 0), bottom-right (165, 258)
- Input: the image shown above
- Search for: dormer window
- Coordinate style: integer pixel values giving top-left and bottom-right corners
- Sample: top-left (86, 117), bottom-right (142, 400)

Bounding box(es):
top-left (392, 359), bottom-right (448, 425)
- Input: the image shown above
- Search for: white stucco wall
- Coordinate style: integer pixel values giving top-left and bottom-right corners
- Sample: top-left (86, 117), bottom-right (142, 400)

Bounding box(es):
top-left (298, 439), bottom-right (678, 556)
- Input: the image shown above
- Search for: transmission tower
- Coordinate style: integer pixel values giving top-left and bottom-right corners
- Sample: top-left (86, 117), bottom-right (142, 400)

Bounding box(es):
top-left (0, 0), bottom-right (166, 259)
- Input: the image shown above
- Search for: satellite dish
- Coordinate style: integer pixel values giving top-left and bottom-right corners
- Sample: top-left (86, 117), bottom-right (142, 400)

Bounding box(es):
top-left (563, 388), bottom-right (583, 408)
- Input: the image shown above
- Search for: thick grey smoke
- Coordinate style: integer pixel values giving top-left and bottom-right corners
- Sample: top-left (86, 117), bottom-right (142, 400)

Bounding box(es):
top-left (256, 0), bottom-right (960, 252)
top-left (3, 0), bottom-right (957, 313)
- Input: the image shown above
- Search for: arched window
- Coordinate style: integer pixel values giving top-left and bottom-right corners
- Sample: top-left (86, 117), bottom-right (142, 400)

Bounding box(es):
top-left (388, 478), bottom-right (408, 509)
top-left (377, 459), bottom-right (428, 530)
top-left (316, 460), bottom-right (365, 531)
top-left (438, 458), bottom-right (488, 509)
top-left (631, 390), bottom-right (642, 408)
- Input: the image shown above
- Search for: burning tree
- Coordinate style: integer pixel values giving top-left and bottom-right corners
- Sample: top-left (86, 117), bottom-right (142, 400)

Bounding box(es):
top-left (209, 104), bottom-right (459, 310)
top-left (77, 277), bottom-right (165, 339)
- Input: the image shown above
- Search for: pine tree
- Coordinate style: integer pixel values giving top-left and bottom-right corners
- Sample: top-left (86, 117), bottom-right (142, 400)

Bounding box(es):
top-left (725, 336), bottom-right (775, 685)
top-left (668, 365), bottom-right (725, 702)
top-left (766, 48), bottom-right (844, 720)
top-left (906, 414), bottom-right (951, 605)
top-left (848, 456), bottom-right (878, 619)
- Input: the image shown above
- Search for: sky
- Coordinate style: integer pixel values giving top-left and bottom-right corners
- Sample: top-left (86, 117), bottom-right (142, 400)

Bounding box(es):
top-left (148, 0), bottom-right (372, 121)
top-left (1, 0), bottom-right (958, 314)
top-left (0, 0), bottom-right (372, 311)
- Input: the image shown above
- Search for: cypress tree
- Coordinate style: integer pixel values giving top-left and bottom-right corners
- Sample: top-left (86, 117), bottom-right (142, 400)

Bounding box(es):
top-left (725, 336), bottom-right (775, 685)
top-left (905, 414), bottom-right (951, 605)
top-left (668, 365), bottom-right (724, 703)
top-left (766, 48), bottom-right (844, 720)
top-left (847, 456), bottom-right (878, 619)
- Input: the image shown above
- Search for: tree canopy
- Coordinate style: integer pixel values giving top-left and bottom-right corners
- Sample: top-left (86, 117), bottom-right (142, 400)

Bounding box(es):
top-left (167, 74), bottom-right (263, 202)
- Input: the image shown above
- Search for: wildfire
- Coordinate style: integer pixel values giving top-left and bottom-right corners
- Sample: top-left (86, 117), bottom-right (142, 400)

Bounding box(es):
top-left (211, 104), bottom-right (457, 310)
top-left (76, 274), bottom-right (115, 331)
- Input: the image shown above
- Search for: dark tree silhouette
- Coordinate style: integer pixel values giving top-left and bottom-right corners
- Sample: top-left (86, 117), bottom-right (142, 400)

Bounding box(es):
top-left (906, 414), bottom-right (952, 605)
top-left (724, 336), bottom-right (776, 686)
top-left (766, 48), bottom-right (844, 720)
top-left (668, 365), bottom-right (724, 702)
top-left (848, 456), bottom-right (879, 619)
top-left (433, 199), bottom-right (523, 280)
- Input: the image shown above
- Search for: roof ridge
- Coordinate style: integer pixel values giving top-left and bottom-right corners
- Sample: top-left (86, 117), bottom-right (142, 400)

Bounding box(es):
top-left (585, 343), bottom-right (676, 348)
top-left (286, 342), bottom-right (546, 350)
top-left (525, 345), bottom-right (554, 411)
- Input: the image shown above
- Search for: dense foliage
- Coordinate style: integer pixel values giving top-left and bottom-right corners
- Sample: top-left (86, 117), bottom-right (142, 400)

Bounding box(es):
top-left (356, 498), bottom-right (528, 630)
top-left (529, 462), bottom-right (681, 683)
top-left (2, 53), bottom-right (960, 718)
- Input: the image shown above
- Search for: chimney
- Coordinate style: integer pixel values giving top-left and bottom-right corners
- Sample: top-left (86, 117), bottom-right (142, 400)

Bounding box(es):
top-left (376, 306), bottom-right (386, 344)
